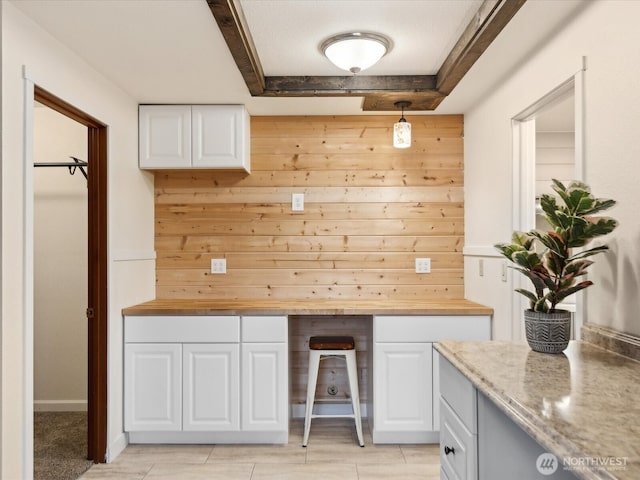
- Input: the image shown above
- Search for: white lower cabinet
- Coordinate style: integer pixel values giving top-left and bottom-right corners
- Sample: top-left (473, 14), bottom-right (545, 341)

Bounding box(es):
top-left (124, 315), bottom-right (288, 443)
top-left (124, 343), bottom-right (182, 432)
top-left (374, 343), bottom-right (432, 434)
top-left (241, 343), bottom-right (288, 431)
top-left (372, 315), bottom-right (490, 444)
top-left (183, 343), bottom-right (240, 431)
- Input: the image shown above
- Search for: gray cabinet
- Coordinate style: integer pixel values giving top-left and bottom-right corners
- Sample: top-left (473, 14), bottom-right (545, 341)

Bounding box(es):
top-left (477, 392), bottom-right (578, 480)
top-left (439, 356), bottom-right (579, 480)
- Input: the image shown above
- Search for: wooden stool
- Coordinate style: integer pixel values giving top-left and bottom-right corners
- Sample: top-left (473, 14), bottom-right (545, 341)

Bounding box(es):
top-left (302, 335), bottom-right (364, 447)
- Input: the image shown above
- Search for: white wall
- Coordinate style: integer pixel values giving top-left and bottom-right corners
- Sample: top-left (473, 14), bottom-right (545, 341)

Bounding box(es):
top-left (464, 0), bottom-right (640, 339)
top-left (1, 2), bottom-right (155, 477)
top-left (33, 106), bottom-right (88, 411)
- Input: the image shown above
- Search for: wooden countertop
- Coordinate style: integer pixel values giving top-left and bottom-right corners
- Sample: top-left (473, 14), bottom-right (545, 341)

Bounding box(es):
top-left (122, 298), bottom-right (493, 316)
top-left (436, 340), bottom-right (640, 480)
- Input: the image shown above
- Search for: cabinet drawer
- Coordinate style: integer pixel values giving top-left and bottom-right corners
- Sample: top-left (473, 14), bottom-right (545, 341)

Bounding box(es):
top-left (440, 356), bottom-right (477, 432)
top-left (440, 398), bottom-right (476, 480)
top-left (242, 316), bottom-right (287, 342)
top-left (374, 315), bottom-right (490, 342)
top-left (125, 315), bottom-right (240, 343)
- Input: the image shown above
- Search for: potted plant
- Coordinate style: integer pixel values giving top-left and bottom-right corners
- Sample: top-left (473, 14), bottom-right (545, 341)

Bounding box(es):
top-left (495, 179), bottom-right (617, 353)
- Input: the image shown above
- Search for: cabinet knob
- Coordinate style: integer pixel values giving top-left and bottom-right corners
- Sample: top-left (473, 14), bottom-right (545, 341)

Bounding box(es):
top-left (444, 445), bottom-right (455, 455)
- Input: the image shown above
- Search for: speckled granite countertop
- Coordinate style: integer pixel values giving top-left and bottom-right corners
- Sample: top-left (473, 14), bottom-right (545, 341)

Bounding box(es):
top-left (435, 339), bottom-right (640, 480)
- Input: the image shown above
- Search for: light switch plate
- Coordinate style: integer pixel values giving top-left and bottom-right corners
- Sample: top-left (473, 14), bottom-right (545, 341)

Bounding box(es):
top-left (211, 258), bottom-right (226, 274)
top-left (292, 193), bottom-right (304, 211)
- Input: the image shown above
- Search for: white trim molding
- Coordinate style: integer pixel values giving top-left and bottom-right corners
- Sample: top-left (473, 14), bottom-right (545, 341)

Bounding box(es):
top-left (112, 250), bottom-right (156, 262)
top-left (462, 246), bottom-right (501, 257)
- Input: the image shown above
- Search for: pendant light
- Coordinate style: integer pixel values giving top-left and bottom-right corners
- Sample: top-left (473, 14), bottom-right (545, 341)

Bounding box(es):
top-left (393, 101), bottom-right (412, 149)
top-left (321, 32), bottom-right (390, 74)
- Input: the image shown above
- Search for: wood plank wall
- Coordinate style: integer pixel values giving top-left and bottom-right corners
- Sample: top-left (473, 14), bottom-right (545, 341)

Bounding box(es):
top-left (154, 114), bottom-right (463, 407)
top-left (154, 115), bottom-right (464, 300)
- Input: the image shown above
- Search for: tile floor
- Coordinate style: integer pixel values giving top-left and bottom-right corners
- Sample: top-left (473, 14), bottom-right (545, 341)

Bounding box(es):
top-left (80, 419), bottom-right (441, 480)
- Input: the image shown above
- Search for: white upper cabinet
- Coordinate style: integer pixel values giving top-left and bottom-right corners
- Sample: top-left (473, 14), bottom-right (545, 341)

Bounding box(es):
top-left (139, 104), bottom-right (250, 172)
top-left (192, 105), bottom-right (249, 170)
top-left (139, 105), bottom-right (191, 169)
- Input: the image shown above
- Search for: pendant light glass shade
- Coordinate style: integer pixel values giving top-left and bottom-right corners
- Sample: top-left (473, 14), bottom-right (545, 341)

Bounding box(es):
top-left (393, 101), bottom-right (412, 149)
top-left (393, 120), bottom-right (411, 149)
top-left (321, 32), bottom-right (389, 74)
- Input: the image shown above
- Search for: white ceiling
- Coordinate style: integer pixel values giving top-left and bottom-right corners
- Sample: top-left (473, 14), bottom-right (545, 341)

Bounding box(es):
top-left (11, 0), bottom-right (588, 116)
top-left (239, 0), bottom-right (482, 76)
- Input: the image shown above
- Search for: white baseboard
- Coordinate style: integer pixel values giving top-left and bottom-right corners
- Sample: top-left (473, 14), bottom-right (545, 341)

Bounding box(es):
top-left (290, 403), bottom-right (368, 418)
top-left (34, 400), bottom-right (87, 412)
top-left (107, 432), bottom-right (128, 463)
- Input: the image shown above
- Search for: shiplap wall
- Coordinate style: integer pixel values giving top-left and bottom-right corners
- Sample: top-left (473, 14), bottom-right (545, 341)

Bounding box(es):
top-left (154, 115), bottom-right (464, 300)
top-left (154, 114), bottom-right (463, 407)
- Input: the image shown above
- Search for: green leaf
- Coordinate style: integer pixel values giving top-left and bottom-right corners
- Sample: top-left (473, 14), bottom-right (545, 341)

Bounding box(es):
top-left (555, 280), bottom-right (593, 303)
top-left (568, 245), bottom-right (609, 261)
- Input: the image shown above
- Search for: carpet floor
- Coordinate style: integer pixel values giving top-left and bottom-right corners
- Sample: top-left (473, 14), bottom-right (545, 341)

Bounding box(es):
top-left (34, 411), bottom-right (94, 480)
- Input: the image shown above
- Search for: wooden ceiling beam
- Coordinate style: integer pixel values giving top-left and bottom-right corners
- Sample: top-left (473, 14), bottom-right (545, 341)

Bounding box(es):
top-left (362, 93), bottom-right (447, 112)
top-left (207, 0), bottom-right (527, 110)
top-left (436, 0), bottom-right (527, 95)
top-left (206, 0), bottom-right (265, 95)
top-left (262, 75), bottom-right (437, 96)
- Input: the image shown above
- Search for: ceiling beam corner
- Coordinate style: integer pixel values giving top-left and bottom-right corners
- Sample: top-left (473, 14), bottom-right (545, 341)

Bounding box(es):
top-left (206, 0), bottom-right (265, 95)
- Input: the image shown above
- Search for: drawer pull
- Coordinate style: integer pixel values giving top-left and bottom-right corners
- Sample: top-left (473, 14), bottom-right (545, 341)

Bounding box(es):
top-left (444, 445), bottom-right (456, 455)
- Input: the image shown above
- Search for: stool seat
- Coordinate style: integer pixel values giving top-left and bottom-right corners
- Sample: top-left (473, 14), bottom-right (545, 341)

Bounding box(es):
top-left (309, 335), bottom-right (355, 350)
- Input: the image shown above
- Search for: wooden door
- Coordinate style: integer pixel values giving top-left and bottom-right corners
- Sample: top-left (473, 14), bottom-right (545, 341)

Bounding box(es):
top-left (34, 86), bottom-right (108, 462)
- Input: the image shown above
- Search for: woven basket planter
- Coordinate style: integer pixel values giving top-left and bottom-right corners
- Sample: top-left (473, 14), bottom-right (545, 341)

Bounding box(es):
top-left (524, 309), bottom-right (572, 354)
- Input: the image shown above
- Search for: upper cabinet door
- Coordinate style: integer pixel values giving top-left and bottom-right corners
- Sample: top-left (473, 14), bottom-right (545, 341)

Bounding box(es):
top-left (192, 105), bottom-right (250, 171)
top-left (139, 105), bottom-right (191, 168)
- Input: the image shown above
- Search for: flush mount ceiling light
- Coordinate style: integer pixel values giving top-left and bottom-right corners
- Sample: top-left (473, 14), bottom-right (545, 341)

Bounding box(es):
top-left (321, 32), bottom-right (390, 74)
top-left (393, 101), bottom-right (412, 149)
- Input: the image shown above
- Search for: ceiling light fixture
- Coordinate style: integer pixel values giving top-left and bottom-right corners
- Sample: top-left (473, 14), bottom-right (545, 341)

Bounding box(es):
top-left (321, 32), bottom-right (390, 74)
top-left (393, 101), bottom-right (412, 149)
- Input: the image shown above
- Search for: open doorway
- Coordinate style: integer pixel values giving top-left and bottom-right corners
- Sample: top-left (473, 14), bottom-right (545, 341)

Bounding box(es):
top-left (511, 71), bottom-right (585, 339)
top-left (33, 102), bottom-right (93, 479)
top-left (33, 86), bottom-right (108, 468)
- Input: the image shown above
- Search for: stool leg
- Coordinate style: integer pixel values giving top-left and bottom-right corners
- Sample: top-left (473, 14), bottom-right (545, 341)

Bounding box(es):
top-left (345, 350), bottom-right (364, 447)
top-left (302, 350), bottom-right (321, 447)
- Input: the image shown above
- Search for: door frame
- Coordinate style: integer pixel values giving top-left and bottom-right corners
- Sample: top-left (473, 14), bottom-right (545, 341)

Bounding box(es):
top-left (510, 70), bottom-right (585, 340)
top-left (33, 85), bottom-right (108, 463)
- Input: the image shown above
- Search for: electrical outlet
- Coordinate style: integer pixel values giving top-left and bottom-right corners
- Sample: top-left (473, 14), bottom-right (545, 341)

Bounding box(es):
top-left (479, 258), bottom-right (484, 277)
top-left (501, 261), bottom-right (508, 282)
top-left (211, 258), bottom-right (226, 274)
top-left (415, 258), bottom-right (431, 273)
top-left (292, 193), bottom-right (304, 211)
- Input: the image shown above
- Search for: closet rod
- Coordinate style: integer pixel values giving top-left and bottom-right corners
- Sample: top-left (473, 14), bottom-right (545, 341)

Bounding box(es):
top-left (34, 156), bottom-right (87, 180)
